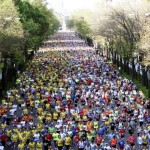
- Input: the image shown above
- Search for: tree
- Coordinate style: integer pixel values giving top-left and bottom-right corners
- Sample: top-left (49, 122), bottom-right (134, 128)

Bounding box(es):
top-left (0, 0), bottom-right (24, 90)
top-left (30, 0), bottom-right (60, 35)
top-left (75, 18), bottom-right (91, 37)
top-left (0, 0), bottom-right (24, 65)
top-left (66, 18), bottom-right (75, 29)
top-left (66, 17), bottom-right (91, 38)
top-left (91, 0), bottom-right (150, 64)
top-left (14, 0), bottom-right (60, 59)
top-left (138, 15), bottom-right (150, 66)
top-left (0, 0), bottom-right (24, 56)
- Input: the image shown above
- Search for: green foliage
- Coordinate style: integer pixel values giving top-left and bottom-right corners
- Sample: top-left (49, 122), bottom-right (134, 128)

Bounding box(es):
top-left (75, 19), bottom-right (91, 37)
top-left (66, 19), bottom-right (76, 29)
top-left (67, 18), bottom-right (91, 37)
top-left (14, 1), bottom-right (46, 49)
top-left (13, 50), bottom-right (25, 65)
top-left (14, 0), bottom-right (60, 51)
top-left (0, 0), bottom-right (24, 65)
top-left (113, 36), bottom-right (135, 59)
top-left (0, 0), bottom-right (60, 67)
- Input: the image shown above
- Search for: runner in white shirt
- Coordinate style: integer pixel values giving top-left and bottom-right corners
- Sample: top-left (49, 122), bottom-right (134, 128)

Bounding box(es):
top-left (55, 123), bottom-right (61, 132)
top-left (78, 140), bottom-right (84, 150)
top-left (90, 141), bottom-right (98, 150)
top-left (33, 132), bottom-right (40, 142)
top-left (20, 120), bottom-right (26, 127)
top-left (9, 109), bottom-right (16, 116)
top-left (137, 135), bottom-right (143, 149)
top-left (138, 114), bottom-right (144, 126)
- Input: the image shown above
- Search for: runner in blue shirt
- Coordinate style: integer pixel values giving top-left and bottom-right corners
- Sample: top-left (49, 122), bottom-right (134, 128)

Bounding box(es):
top-left (118, 138), bottom-right (125, 150)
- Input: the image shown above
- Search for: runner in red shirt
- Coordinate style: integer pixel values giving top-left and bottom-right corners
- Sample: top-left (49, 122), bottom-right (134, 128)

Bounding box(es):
top-left (110, 136), bottom-right (117, 148)
top-left (45, 132), bottom-right (52, 147)
top-left (127, 134), bottom-right (135, 149)
top-left (73, 133), bottom-right (79, 145)
top-left (1, 132), bottom-right (6, 148)
top-left (96, 134), bottom-right (103, 146)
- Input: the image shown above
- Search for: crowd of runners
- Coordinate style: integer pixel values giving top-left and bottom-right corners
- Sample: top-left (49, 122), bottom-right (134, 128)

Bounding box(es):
top-left (0, 31), bottom-right (150, 150)
top-left (40, 32), bottom-right (93, 52)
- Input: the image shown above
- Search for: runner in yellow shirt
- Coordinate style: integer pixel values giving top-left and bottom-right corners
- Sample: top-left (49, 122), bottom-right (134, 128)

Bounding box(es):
top-left (38, 115), bottom-right (43, 123)
top-left (45, 103), bottom-right (50, 110)
top-left (75, 114), bottom-right (80, 122)
top-left (53, 112), bottom-right (58, 121)
top-left (36, 141), bottom-right (43, 150)
top-left (83, 115), bottom-right (88, 122)
top-left (57, 135), bottom-right (64, 150)
top-left (78, 122), bottom-right (83, 131)
top-left (23, 108), bottom-right (28, 115)
top-left (30, 100), bottom-right (34, 110)
top-left (1, 122), bottom-right (6, 130)
top-left (19, 133), bottom-right (27, 144)
top-left (31, 128), bottom-right (37, 136)
top-left (13, 128), bottom-right (19, 135)
top-left (28, 141), bottom-right (35, 150)
top-left (52, 132), bottom-right (59, 146)
top-left (65, 134), bottom-right (72, 150)
top-left (6, 129), bottom-right (11, 140)
top-left (93, 120), bottom-right (99, 129)
top-left (11, 133), bottom-right (18, 143)
top-left (37, 123), bottom-right (43, 131)
top-left (37, 107), bottom-right (43, 115)
top-left (60, 111), bottom-right (66, 119)
top-left (18, 142), bottom-right (25, 150)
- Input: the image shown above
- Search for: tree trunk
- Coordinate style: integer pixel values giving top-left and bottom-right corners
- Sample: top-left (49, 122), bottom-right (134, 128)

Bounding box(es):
top-left (24, 43), bottom-right (28, 61)
top-left (2, 58), bottom-right (7, 90)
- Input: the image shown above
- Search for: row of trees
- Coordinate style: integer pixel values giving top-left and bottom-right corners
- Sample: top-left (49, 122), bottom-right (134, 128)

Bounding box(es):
top-left (0, 0), bottom-right (60, 91)
top-left (91, 0), bottom-right (150, 65)
top-left (93, 2), bottom-right (150, 98)
top-left (67, 0), bottom-right (150, 64)
top-left (66, 0), bottom-right (150, 97)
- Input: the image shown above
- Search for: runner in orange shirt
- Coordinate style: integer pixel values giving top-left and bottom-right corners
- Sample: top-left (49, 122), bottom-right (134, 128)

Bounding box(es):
top-left (110, 136), bottom-right (117, 148)
top-left (87, 121), bottom-right (92, 132)
top-left (23, 115), bottom-right (28, 122)
top-left (96, 134), bottom-right (103, 147)
top-left (82, 107), bottom-right (87, 115)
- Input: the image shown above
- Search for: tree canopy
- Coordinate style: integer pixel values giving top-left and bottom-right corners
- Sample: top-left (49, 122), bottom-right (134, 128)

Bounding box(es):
top-left (67, 17), bottom-right (91, 38)
top-left (67, 1), bottom-right (150, 65)
top-left (0, 0), bottom-right (24, 55)
top-left (0, 0), bottom-right (60, 67)
top-left (14, 0), bottom-right (60, 51)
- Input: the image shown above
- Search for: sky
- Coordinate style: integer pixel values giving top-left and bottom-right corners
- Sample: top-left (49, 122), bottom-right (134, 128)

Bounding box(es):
top-left (47, 0), bottom-right (100, 14)
top-left (63, 0), bottom-right (99, 11)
